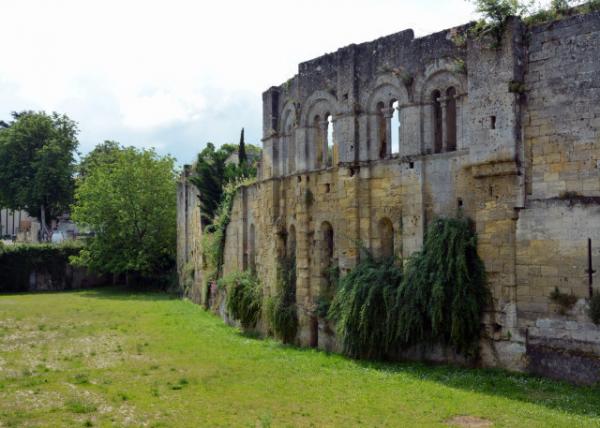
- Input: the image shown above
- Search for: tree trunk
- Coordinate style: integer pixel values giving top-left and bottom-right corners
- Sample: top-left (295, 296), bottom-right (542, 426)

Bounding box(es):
top-left (40, 204), bottom-right (49, 242)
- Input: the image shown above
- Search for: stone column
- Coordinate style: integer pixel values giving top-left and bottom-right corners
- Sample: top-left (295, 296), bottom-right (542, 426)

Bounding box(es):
top-left (439, 96), bottom-right (448, 153)
top-left (383, 107), bottom-right (394, 158)
top-left (320, 120), bottom-right (329, 169)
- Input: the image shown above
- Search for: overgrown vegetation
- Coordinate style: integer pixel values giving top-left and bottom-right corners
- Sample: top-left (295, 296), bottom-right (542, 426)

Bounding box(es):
top-left (469, 0), bottom-right (600, 47)
top-left (221, 270), bottom-right (262, 329)
top-left (392, 217), bottom-right (489, 357)
top-left (329, 217), bottom-right (488, 360)
top-left (329, 255), bottom-right (403, 359)
top-left (549, 287), bottom-right (578, 315)
top-left (267, 255), bottom-right (298, 343)
top-left (588, 292), bottom-right (600, 324)
top-left (190, 130), bottom-right (260, 226)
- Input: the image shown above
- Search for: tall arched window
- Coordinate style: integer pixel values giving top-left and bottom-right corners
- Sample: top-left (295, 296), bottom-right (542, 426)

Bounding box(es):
top-left (326, 114), bottom-right (334, 167)
top-left (378, 218), bottom-right (394, 260)
top-left (249, 224), bottom-right (256, 272)
top-left (391, 100), bottom-right (400, 155)
top-left (313, 115), bottom-right (323, 168)
top-left (446, 87), bottom-right (457, 152)
top-left (377, 101), bottom-right (387, 159)
top-left (432, 90), bottom-right (443, 154)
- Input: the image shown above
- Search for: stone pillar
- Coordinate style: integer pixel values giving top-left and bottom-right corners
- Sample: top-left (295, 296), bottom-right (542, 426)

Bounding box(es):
top-left (383, 108), bottom-right (394, 158)
top-left (320, 120), bottom-right (329, 169)
top-left (440, 96), bottom-right (448, 153)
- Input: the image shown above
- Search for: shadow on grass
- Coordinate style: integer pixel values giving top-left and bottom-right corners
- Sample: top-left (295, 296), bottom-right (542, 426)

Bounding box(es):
top-left (231, 327), bottom-right (600, 418)
top-left (77, 286), bottom-right (180, 302)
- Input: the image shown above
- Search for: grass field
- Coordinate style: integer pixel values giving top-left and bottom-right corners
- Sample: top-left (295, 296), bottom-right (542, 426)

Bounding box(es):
top-left (1, 289), bottom-right (600, 427)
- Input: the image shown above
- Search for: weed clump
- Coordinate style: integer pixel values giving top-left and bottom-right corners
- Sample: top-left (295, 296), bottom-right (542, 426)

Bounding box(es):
top-left (221, 271), bottom-right (262, 330)
top-left (267, 255), bottom-right (298, 344)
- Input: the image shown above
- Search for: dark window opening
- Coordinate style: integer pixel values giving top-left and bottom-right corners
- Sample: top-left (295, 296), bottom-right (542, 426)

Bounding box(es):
top-left (432, 90), bottom-right (443, 154)
top-left (377, 101), bottom-right (387, 159)
top-left (446, 87), bottom-right (457, 152)
top-left (490, 116), bottom-right (496, 130)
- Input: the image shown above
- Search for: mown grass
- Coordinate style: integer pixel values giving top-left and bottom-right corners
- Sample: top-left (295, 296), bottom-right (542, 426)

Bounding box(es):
top-left (1, 288), bottom-right (600, 427)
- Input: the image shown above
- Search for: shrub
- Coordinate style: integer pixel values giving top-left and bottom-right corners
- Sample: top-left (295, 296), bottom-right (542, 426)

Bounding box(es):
top-left (221, 271), bottom-right (262, 330)
top-left (549, 287), bottom-right (577, 315)
top-left (589, 292), bottom-right (600, 324)
top-left (267, 255), bottom-right (298, 344)
top-left (391, 217), bottom-right (489, 357)
top-left (328, 255), bottom-right (403, 359)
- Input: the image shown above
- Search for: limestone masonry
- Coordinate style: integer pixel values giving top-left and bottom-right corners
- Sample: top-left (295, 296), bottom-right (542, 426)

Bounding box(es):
top-left (178, 11), bottom-right (600, 383)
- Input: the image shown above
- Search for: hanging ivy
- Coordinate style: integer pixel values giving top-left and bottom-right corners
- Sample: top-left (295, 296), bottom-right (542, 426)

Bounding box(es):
top-left (328, 254), bottom-right (403, 360)
top-left (392, 217), bottom-right (489, 357)
top-left (329, 217), bottom-right (489, 360)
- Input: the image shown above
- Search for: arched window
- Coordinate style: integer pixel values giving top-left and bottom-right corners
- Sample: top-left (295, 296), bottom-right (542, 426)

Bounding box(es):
top-left (377, 101), bottom-right (387, 159)
top-left (446, 87), bottom-right (457, 152)
top-left (326, 114), bottom-right (334, 167)
top-left (313, 115), bottom-right (323, 168)
top-left (432, 90), bottom-right (443, 154)
top-left (378, 218), bottom-right (394, 260)
top-left (390, 100), bottom-right (400, 155)
top-left (249, 224), bottom-right (256, 272)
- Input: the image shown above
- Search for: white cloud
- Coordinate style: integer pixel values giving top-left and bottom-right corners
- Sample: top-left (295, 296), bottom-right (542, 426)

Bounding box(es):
top-left (0, 0), bottom-right (482, 163)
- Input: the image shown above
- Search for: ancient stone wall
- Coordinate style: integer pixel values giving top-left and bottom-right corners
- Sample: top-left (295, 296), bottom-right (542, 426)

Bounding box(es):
top-left (177, 10), bottom-right (600, 383)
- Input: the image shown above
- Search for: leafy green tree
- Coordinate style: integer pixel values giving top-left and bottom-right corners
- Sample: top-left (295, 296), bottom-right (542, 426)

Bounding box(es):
top-left (0, 111), bottom-right (79, 238)
top-left (78, 140), bottom-right (121, 177)
top-left (190, 143), bottom-right (236, 225)
top-left (71, 146), bottom-right (177, 280)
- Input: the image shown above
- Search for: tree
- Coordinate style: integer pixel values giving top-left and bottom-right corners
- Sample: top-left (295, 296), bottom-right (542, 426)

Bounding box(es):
top-left (77, 140), bottom-right (121, 177)
top-left (238, 128), bottom-right (247, 166)
top-left (190, 143), bottom-right (237, 226)
top-left (0, 111), bottom-right (79, 239)
top-left (71, 146), bottom-right (177, 280)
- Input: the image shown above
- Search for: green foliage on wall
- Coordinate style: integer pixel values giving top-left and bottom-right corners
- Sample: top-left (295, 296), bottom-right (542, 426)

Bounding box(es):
top-left (391, 217), bottom-right (489, 357)
top-left (221, 270), bottom-right (262, 330)
top-left (328, 256), bottom-right (403, 360)
top-left (0, 242), bottom-right (83, 292)
top-left (267, 255), bottom-right (298, 344)
top-left (329, 217), bottom-right (489, 360)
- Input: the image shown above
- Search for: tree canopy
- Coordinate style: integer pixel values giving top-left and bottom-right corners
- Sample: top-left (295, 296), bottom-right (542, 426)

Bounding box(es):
top-left (0, 111), bottom-right (79, 236)
top-left (71, 145), bottom-right (177, 278)
top-left (190, 141), bottom-right (259, 226)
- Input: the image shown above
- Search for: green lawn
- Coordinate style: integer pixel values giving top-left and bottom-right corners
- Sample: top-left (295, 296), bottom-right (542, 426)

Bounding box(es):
top-left (1, 289), bottom-right (600, 427)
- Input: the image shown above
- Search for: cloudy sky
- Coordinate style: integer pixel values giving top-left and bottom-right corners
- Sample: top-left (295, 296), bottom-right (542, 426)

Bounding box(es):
top-left (0, 0), bottom-right (489, 164)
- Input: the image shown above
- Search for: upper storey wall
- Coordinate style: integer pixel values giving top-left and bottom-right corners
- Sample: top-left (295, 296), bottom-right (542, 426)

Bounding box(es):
top-left (261, 24), bottom-right (479, 179)
top-left (524, 11), bottom-right (600, 200)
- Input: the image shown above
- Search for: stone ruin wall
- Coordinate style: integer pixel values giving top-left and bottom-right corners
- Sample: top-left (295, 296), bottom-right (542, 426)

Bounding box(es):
top-left (178, 11), bottom-right (600, 383)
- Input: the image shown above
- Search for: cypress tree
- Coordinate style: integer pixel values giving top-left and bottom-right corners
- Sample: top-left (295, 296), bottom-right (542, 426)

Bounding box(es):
top-left (238, 128), bottom-right (247, 166)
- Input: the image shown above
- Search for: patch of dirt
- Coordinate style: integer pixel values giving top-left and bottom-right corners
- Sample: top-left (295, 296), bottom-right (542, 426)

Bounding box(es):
top-left (445, 415), bottom-right (494, 427)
